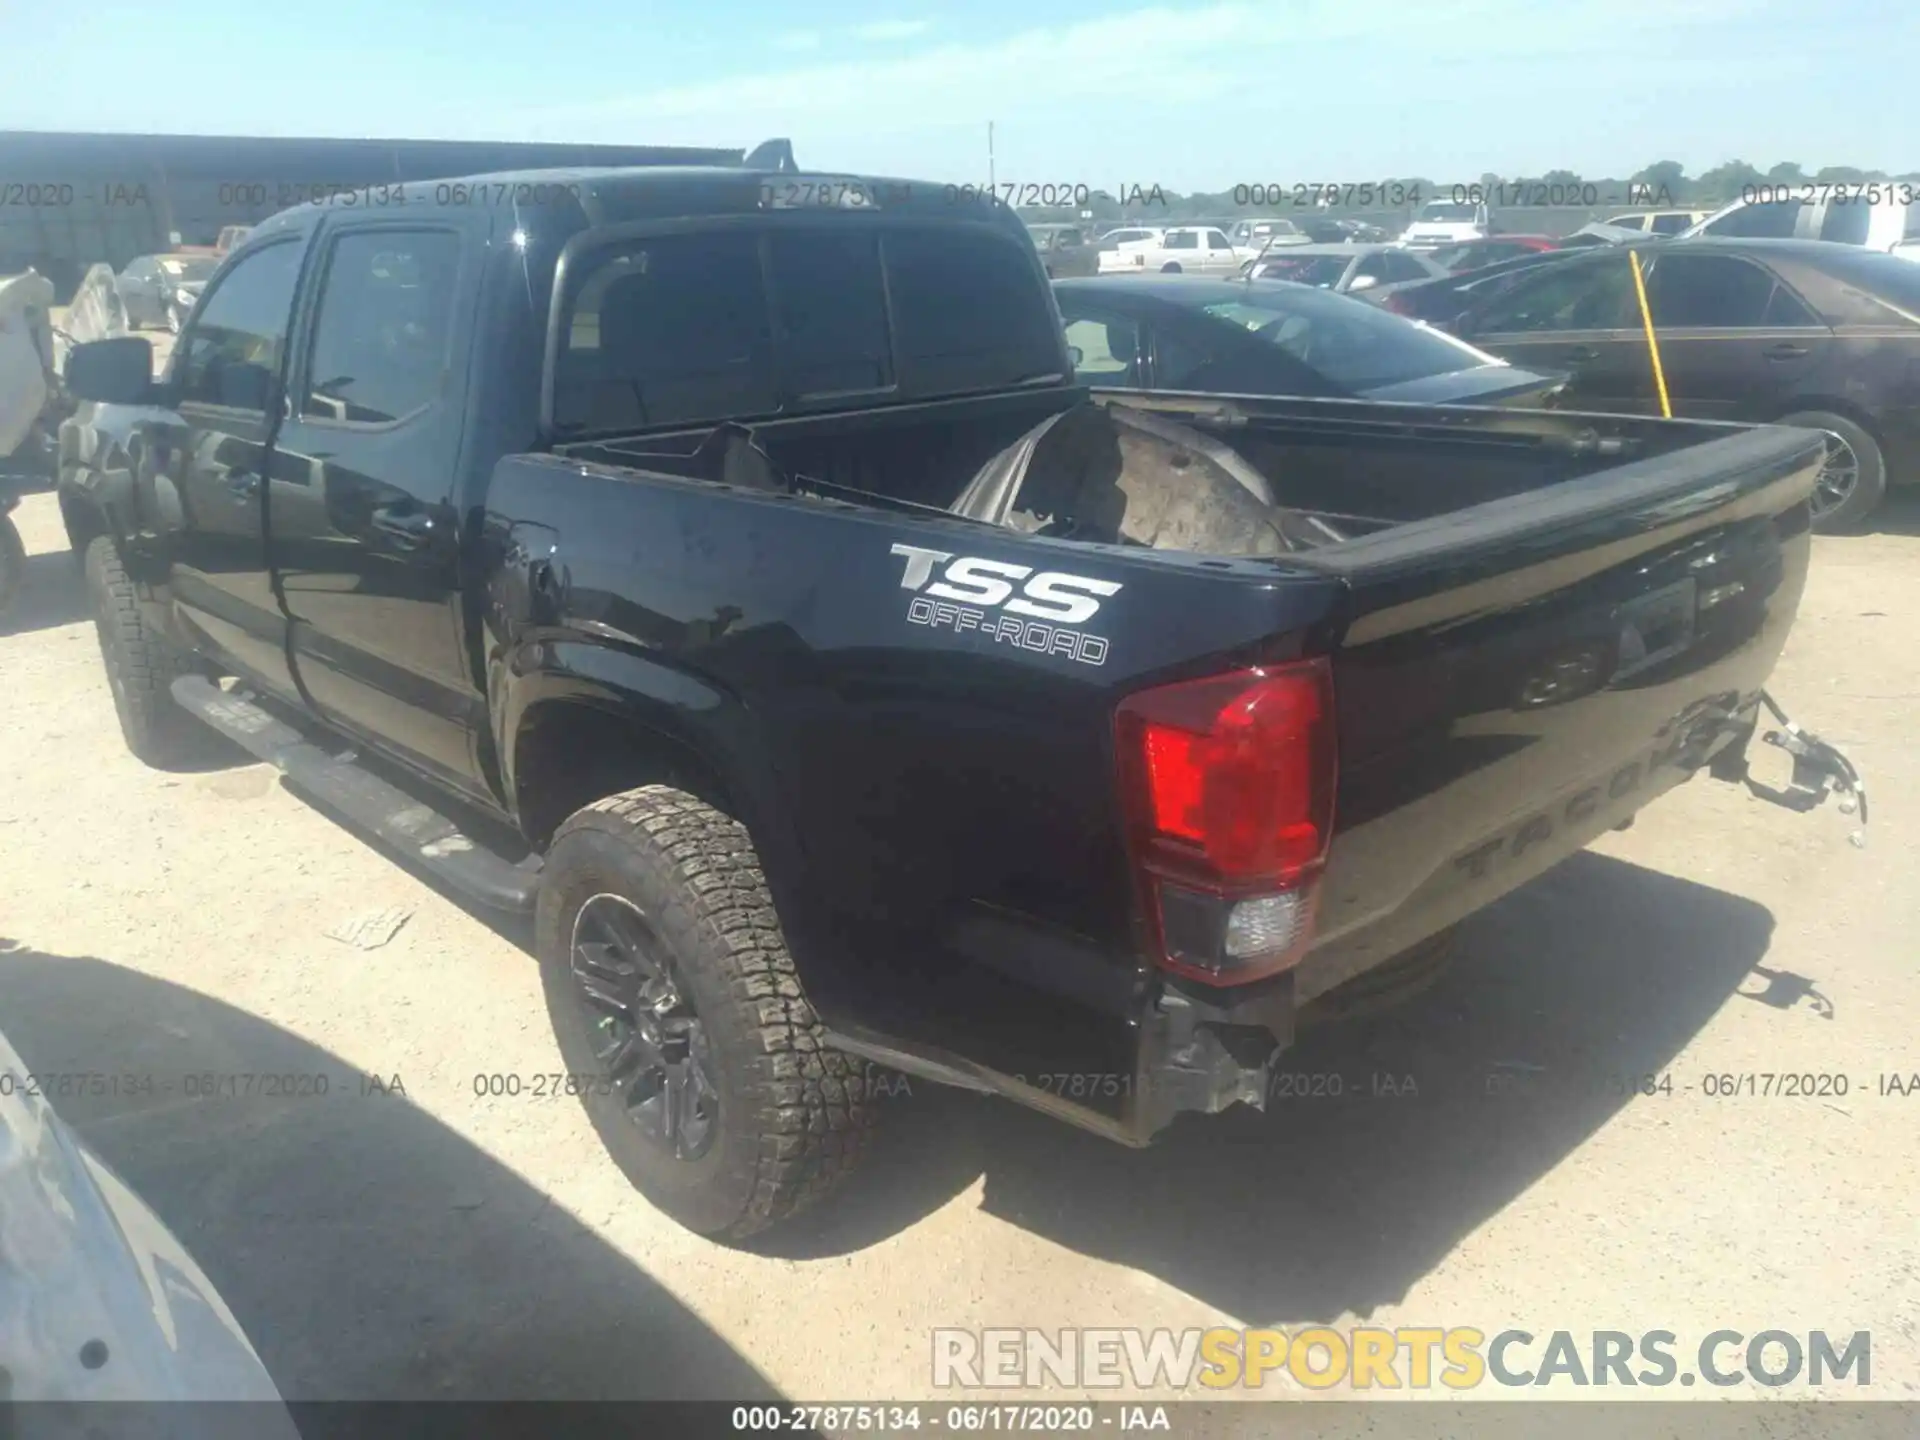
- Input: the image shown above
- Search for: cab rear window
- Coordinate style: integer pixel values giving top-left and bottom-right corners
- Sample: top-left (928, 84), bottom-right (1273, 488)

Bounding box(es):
top-left (553, 223), bottom-right (1062, 434)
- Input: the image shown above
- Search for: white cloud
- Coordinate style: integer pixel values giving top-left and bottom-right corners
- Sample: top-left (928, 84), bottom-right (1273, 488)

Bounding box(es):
top-left (852, 19), bottom-right (932, 41)
top-left (773, 30), bottom-right (822, 50)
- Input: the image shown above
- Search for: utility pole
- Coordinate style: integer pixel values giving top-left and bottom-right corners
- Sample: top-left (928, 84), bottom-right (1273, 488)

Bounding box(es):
top-left (988, 121), bottom-right (996, 193)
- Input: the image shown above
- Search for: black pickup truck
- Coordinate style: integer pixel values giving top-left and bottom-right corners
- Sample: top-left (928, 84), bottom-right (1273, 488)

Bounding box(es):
top-left (55, 152), bottom-right (1863, 1241)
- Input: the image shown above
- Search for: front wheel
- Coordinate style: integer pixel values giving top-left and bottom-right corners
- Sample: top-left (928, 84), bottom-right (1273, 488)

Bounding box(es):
top-left (84, 535), bottom-right (203, 765)
top-left (0, 512), bottom-right (24, 619)
top-left (534, 785), bottom-right (877, 1241)
top-left (1779, 410), bottom-right (1886, 532)
top-left (1160, 261), bottom-right (1183, 273)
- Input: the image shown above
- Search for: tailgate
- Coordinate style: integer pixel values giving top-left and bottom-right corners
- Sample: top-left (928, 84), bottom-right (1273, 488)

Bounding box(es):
top-left (1287, 422), bottom-right (1824, 1004)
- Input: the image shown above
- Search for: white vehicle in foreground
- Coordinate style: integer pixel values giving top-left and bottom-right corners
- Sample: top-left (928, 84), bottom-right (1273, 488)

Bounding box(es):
top-left (0, 1026), bottom-right (296, 1424)
top-left (1097, 224), bottom-right (1243, 274)
top-left (1398, 199), bottom-right (1492, 250)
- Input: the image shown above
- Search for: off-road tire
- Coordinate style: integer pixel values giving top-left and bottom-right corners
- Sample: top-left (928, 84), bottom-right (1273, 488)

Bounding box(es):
top-left (84, 535), bottom-right (201, 765)
top-left (535, 785), bottom-right (877, 1241)
top-left (0, 514), bottom-right (24, 620)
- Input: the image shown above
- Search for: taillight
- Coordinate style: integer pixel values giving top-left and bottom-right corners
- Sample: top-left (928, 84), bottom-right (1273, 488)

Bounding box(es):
top-left (1115, 660), bottom-right (1336, 985)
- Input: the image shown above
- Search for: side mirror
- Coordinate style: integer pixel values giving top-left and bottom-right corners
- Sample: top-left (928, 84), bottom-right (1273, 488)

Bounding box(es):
top-left (64, 337), bottom-right (155, 405)
top-left (1067, 345), bottom-right (1085, 368)
top-left (1348, 273), bottom-right (1379, 292)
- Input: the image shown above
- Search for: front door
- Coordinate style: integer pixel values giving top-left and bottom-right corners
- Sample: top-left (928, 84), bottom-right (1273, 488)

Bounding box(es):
top-left (155, 237), bottom-right (305, 694)
top-left (1464, 252), bottom-right (1655, 414)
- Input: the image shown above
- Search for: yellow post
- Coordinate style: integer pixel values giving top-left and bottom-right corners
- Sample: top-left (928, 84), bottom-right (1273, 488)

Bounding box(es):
top-left (1628, 249), bottom-right (1672, 418)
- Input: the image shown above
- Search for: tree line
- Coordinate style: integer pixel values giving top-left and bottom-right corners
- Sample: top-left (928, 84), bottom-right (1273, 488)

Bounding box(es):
top-left (1022, 161), bottom-right (1920, 222)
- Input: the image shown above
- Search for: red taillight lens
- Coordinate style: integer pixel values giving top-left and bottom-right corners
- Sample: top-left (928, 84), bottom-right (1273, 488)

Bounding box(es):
top-left (1116, 661), bottom-right (1337, 984)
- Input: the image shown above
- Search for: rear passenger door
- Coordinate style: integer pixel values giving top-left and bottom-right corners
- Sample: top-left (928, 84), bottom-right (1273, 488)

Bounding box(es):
top-left (1637, 252), bottom-right (1831, 420)
top-left (266, 219), bottom-right (491, 799)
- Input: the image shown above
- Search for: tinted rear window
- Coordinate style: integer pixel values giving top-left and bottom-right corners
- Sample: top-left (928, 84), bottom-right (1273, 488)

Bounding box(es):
top-left (554, 222), bottom-right (1060, 433)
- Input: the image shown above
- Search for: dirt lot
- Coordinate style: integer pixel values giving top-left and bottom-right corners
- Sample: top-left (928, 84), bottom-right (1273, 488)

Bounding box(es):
top-left (3, 466), bottom-right (1918, 1424)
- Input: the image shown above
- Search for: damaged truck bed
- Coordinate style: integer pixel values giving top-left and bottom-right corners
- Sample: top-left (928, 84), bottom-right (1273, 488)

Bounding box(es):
top-left (55, 157), bottom-right (1862, 1240)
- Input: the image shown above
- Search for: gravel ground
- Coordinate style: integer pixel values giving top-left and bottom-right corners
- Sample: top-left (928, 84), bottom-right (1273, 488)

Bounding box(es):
top-left (2, 459), bottom-right (1917, 1429)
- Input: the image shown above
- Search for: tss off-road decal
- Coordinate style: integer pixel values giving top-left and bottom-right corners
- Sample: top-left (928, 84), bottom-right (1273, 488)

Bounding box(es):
top-left (889, 543), bottom-right (1121, 666)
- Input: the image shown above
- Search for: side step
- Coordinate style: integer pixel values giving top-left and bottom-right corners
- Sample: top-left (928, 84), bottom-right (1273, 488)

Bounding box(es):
top-left (171, 675), bottom-right (543, 912)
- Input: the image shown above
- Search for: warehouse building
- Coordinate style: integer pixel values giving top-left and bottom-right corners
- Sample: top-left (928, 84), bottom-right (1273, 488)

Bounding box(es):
top-left (0, 130), bottom-right (744, 296)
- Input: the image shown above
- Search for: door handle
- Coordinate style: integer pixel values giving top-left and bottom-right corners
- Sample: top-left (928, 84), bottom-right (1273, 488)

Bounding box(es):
top-left (226, 472), bottom-right (260, 499)
top-left (1765, 343), bottom-right (1811, 360)
top-left (368, 505), bottom-right (436, 549)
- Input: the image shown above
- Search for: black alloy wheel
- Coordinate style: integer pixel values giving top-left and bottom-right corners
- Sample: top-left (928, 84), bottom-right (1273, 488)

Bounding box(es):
top-left (569, 890), bottom-right (719, 1160)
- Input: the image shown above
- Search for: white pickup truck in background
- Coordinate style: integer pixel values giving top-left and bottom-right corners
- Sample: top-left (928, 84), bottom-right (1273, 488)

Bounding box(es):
top-left (1097, 224), bottom-right (1243, 274)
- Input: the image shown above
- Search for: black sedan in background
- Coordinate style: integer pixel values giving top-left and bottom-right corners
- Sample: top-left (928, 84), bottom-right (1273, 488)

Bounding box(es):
top-left (1051, 275), bottom-right (1567, 406)
top-left (1440, 238), bottom-right (1920, 528)
top-left (115, 252), bottom-right (218, 332)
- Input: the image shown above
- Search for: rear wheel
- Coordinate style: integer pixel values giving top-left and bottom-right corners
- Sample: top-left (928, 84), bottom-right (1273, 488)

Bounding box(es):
top-left (535, 785), bottom-right (877, 1241)
top-left (1779, 410), bottom-right (1885, 532)
top-left (84, 535), bottom-right (202, 765)
top-left (1160, 261), bottom-right (1183, 273)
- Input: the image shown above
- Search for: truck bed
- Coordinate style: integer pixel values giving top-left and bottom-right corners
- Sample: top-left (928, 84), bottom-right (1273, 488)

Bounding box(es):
top-left (515, 392), bottom-right (1825, 1141)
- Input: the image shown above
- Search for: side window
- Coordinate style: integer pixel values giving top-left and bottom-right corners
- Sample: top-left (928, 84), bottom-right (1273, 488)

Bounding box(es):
top-left (176, 240), bottom-right (303, 410)
top-left (769, 230), bottom-right (891, 396)
top-left (1206, 230), bottom-right (1232, 251)
top-left (1643, 254), bottom-right (1780, 328)
top-left (884, 227), bottom-right (1060, 393)
top-left (1383, 253), bottom-right (1430, 281)
top-left (1820, 199), bottom-right (1874, 246)
top-left (1649, 213), bottom-right (1692, 236)
top-left (1057, 229), bottom-right (1083, 247)
top-left (1763, 284), bottom-right (1821, 327)
top-left (554, 231), bottom-right (774, 433)
top-left (1475, 259), bottom-right (1633, 334)
top-left (1060, 313), bottom-right (1139, 382)
top-left (302, 230), bottom-right (462, 424)
top-left (1166, 231), bottom-right (1199, 251)
top-left (1705, 200), bottom-right (1806, 239)
top-left (1152, 326), bottom-right (1215, 388)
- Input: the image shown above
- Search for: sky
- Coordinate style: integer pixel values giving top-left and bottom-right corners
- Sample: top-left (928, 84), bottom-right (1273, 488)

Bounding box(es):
top-left (1, 0), bottom-right (1915, 191)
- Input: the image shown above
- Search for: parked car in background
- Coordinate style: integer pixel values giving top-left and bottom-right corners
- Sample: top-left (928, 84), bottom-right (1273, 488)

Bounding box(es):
top-left (1053, 274), bottom-right (1566, 406)
top-left (1603, 209), bottom-right (1710, 236)
top-left (1430, 235), bottom-right (1559, 272)
top-left (1553, 221), bottom-right (1656, 250)
top-left (1027, 223), bottom-right (1097, 278)
top-left (1315, 217), bottom-right (1390, 244)
top-left (116, 253), bottom-right (219, 333)
top-left (1681, 194), bottom-right (1917, 252)
top-left (1098, 224), bottom-right (1242, 274)
top-left (1095, 224), bottom-right (1166, 251)
top-left (1243, 242), bottom-right (1447, 293)
top-left (1228, 217), bottom-right (1309, 250)
top-left (1398, 199), bottom-right (1492, 250)
top-left (215, 224), bottom-right (253, 254)
top-left (1443, 238), bottom-right (1920, 529)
